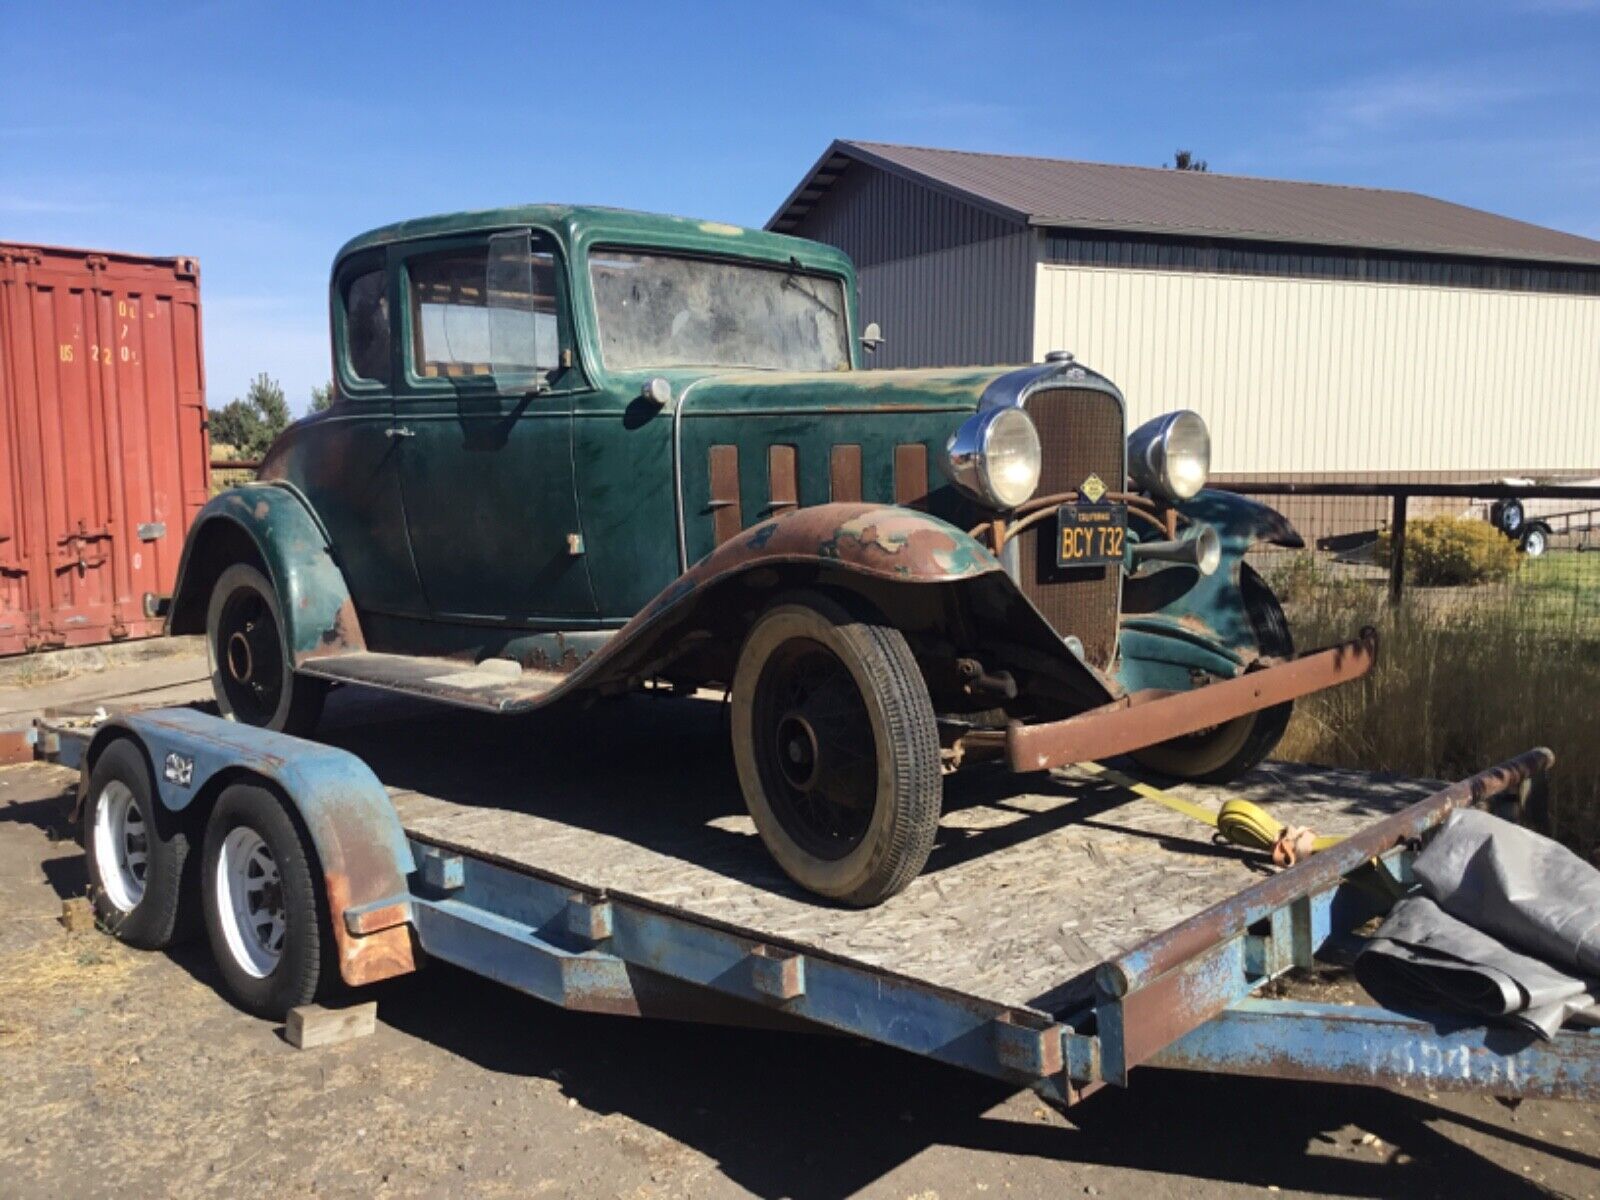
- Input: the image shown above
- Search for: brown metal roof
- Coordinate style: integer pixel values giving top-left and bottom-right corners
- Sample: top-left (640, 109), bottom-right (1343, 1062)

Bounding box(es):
top-left (770, 140), bottom-right (1600, 267)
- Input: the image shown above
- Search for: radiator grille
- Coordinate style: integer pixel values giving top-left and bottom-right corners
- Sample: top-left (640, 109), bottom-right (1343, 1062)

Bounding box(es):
top-left (1013, 386), bottom-right (1125, 668)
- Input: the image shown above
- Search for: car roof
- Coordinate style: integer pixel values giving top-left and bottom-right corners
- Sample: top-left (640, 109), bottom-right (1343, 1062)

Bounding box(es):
top-left (334, 204), bottom-right (853, 276)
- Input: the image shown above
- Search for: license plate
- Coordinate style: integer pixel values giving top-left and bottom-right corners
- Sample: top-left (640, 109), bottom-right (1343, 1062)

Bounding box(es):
top-left (1056, 503), bottom-right (1127, 567)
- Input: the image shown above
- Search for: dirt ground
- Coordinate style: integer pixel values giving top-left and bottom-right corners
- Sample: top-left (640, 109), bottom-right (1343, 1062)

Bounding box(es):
top-left (1, 650), bottom-right (1598, 1199)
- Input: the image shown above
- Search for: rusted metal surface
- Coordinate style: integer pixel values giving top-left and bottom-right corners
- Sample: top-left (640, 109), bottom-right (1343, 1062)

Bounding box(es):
top-left (892, 443), bottom-right (928, 505)
top-left (707, 445), bottom-right (742, 546)
top-left (1151, 998), bottom-right (1600, 1101)
top-left (0, 242), bottom-right (208, 656)
top-left (1006, 628), bottom-right (1380, 772)
top-left (829, 444), bottom-right (862, 502)
top-left (1092, 749), bottom-right (1554, 1083)
top-left (766, 445), bottom-right (797, 512)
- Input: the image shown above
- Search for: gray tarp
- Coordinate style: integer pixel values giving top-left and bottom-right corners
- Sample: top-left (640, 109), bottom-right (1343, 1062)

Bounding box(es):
top-left (1354, 809), bottom-right (1600, 1039)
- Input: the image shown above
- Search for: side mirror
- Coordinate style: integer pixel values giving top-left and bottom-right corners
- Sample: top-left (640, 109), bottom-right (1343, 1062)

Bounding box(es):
top-left (860, 322), bottom-right (884, 354)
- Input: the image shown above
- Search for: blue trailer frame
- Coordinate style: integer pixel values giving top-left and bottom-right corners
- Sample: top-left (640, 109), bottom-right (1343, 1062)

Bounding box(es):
top-left (35, 709), bottom-right (1600, 1107)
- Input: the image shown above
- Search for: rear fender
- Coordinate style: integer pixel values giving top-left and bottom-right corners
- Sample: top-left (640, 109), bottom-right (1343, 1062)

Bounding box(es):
top-left (167, 483), bottom-right (364, 662)
top-left (79, 708), bottom-right (415, 987)
top-left (1116, 489), bottom-right (1302, 693)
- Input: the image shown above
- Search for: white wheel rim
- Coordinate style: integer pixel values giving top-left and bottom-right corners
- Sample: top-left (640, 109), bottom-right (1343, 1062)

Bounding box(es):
top-left (215, 827), bottom-right (285, 978)
top-left (92, 780), bottom-right (148, 913)
top-left (1527, 531), bottom-right (1546, 556)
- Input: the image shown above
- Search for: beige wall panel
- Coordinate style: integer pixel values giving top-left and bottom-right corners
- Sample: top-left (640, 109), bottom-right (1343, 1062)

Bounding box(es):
top-left (1033, 264), bottom-right (1600, 476)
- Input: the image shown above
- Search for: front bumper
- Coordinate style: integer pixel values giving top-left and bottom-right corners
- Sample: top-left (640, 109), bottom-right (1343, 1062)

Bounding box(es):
top-left (1005, 627), bottom-right (1379, 773)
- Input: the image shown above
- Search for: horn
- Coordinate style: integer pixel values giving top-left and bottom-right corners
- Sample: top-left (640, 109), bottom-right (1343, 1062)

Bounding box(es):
top-left (1128, 525), bottom-right (1221, 576)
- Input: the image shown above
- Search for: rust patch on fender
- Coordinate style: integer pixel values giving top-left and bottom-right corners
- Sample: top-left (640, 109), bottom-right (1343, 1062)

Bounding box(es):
top-left (326, 872), bottom-right (417, 987)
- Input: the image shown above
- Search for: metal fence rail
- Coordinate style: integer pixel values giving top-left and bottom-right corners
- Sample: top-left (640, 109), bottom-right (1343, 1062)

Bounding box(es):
top-left (1215, 482), bottom-right (1600, 627)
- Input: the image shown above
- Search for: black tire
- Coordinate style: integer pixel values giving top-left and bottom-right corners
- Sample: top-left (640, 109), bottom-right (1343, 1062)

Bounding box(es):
top-left (200, 783), bottom-right (333, 1018)
top-left (83, 738), bottom-right (193, 949)
top-left (1494, 498), bottom-right (1525, 536)
top-left (731, 593), bottom-right (941, 907)
top-left (1520, 524), bottom-right (1550, 558)
top-left (1130, 564), bottom-right (1295, 784)
top-left (206, 563), bottom-right (326, 733)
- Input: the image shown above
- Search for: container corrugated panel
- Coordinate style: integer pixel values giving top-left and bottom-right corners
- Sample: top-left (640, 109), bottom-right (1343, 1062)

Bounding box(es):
top-left (0, 243), bottom-right (208, 655)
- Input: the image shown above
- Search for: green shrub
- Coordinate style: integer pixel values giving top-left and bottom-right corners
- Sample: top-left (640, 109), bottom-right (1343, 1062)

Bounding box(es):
top-left (1374, 515), bottom-right (1519, 587)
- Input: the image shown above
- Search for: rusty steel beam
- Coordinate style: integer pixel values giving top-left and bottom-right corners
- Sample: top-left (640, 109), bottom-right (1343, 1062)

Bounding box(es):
top-left (1006, 628), bottom-right (1380, 773)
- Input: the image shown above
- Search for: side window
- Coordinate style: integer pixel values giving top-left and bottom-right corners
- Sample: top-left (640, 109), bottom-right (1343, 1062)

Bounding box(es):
top-left (408, 239), bottom-right (559, 380)
top-left (344, 267), bottom-right (391, 385)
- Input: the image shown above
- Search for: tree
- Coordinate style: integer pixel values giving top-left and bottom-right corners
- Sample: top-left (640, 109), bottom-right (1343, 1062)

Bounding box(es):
top-left (1168, 149), bottom-right (1209, 172)
top-left (309, 380), bottom-right (335, 413)
top-left (208, 373), bottom-right (292, 457)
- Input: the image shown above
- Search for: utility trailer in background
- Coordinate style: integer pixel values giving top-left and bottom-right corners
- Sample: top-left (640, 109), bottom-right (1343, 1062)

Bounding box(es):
top-left (33, 696), bottom-right (1600, 1108)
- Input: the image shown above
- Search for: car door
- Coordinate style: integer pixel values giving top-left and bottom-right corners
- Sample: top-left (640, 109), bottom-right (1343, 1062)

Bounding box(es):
top-left (283, 250), bottom-right (424, 617)
top-left (389, 230), bottom-right (597, 623)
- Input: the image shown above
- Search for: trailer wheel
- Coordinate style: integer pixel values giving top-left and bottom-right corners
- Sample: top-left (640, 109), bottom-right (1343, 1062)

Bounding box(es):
top-left (206, 563), bottom-right (326, 734)
top-left (1521, 524), bottom-right (1550, 558)
top-left (731, 593), bottom-right (941, 907)
top-left (1130, 564), bottom-right (1295, 784)
top-left (84, 739), bottom-right (192, 949)
top-left (201, 783), bottom-right (331, 1018)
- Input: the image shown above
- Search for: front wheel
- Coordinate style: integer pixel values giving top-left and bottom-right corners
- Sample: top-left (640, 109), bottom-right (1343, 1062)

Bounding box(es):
top-left (1521, 525), bottom-right (1549, 558)
top-left (201, 784), bottom-right (333, 1018)
top-left (731, 594), bottom-right (942, 907)
top-left (1130, 563), bottom-right (1294, 784)
top-left (84, 739), bottom-right (193, 948)
top-left (206, 563), bottom-right (326, 733)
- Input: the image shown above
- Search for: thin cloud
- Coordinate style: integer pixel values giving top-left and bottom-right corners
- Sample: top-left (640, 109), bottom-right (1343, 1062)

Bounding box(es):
top-left (1317, 70), bottom-right (1540, 135)
top-left (0, 193), bottom-right (108, 215)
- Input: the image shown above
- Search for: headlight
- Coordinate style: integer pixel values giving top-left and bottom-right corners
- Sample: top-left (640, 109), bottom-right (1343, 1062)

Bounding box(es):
top-left (945, 407), bottom-right (1042, 510)
top-left (1128, 410), bottom-right (1210, 502)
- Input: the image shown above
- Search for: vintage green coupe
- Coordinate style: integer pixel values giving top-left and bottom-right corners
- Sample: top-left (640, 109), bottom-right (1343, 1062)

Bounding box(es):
top-left (166, 205), bottom-right (1375, 905)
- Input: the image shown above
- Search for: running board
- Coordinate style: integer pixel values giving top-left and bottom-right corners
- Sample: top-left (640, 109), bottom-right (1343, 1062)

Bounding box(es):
top-left (298, 652), bottom-right (569, 713)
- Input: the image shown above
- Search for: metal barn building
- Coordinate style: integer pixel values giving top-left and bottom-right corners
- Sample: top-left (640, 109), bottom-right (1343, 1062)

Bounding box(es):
top-left (770, 141), bottom-right (1600, 483)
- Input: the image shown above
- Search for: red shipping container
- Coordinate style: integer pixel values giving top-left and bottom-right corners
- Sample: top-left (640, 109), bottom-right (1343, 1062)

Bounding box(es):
top-left (0, 242), bottom-right (209, 655)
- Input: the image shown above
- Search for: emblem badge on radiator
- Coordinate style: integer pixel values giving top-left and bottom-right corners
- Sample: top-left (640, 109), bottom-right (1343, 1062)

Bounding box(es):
top-left (1080, 473), bottom-right (1107, 503)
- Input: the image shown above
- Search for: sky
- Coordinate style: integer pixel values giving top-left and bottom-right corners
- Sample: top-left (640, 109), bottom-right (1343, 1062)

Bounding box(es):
top-left (4, 1), bottom-right (1598, 414)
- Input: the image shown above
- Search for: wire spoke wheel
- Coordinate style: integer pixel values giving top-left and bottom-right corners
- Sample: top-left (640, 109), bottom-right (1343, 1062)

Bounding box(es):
top-left (91, 779), bottom-right (148, 914)
top-left (215, 826), bottom-right (286, 978)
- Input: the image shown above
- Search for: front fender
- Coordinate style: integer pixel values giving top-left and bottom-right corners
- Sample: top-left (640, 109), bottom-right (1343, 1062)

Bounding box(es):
top-left (82, 708), bottom-right (415, 987)
top-left (168, 483), bottom-right (364, 662)
top-left (1116, 489), bottom-right (1301, 692)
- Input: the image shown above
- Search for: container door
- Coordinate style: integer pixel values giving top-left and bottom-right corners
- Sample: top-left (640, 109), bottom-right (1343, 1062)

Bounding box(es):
top-left (0, 246), bottom-right (209, 655)
top-left (390, 232), bottom-right (595, 622)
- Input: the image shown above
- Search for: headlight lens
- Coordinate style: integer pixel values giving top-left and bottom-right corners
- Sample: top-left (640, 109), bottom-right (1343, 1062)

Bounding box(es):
top-left (1128, 410), bottom-right (1210, 502)
top-left (945, 407), bottom-right (1042, 510)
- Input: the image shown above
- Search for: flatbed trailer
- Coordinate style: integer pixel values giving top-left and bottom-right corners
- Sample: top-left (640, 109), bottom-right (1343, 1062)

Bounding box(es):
top-left (32, 691), bottom-right (1600, 1107)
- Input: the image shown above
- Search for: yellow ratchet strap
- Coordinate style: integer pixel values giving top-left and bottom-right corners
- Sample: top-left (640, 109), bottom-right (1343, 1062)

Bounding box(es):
top-left (1078, 761), bottom-right (1341, 867)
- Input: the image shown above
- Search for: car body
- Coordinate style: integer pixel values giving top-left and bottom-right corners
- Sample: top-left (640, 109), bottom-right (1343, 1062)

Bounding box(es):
top-left (166, 205), bottom-right (1376, 905)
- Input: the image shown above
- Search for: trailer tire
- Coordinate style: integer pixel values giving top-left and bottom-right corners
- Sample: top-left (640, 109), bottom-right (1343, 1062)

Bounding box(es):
top-left (732, 592), bottom-right (941, 907)
top-left (201, 783), bottom-right (332, 1019)
top-left (206, 563), bottom-right (326, 734)
top-left (1521, 524), bottom-right (1550, 558)
top-left (84, 739), bottom-right (192, 949)
top-left (1130, 564), bottom-right (1295, 784)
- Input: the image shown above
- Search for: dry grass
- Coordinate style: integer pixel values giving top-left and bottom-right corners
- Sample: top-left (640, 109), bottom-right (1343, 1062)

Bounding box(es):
top-left (1274, 574), bottom-right (1600, 860)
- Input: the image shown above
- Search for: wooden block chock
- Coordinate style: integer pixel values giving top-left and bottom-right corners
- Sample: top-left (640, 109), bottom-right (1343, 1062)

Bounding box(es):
top-left (286, 1002), bottom-right (378, 1050)
top-left (61, 896), bottom-right (95, 933)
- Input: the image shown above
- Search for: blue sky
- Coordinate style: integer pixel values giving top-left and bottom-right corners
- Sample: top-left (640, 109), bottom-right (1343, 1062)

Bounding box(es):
top-left (4, 1), bottom-right (1597, 413)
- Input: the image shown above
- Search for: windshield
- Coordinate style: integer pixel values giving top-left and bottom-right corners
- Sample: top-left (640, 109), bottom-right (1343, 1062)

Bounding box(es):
top-left (589, 250), bottom-right (851, 372)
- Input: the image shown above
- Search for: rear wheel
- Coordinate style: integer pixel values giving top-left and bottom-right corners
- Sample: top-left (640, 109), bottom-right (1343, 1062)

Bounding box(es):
top-left (1130, 563), bottom-right (1294, 784)
top-left (206, 563), bottom-right (326, 733)
top-left (84, 739), bottom-right (192, 948)
top-left (201, 783), bottom-right (332, 1018)
top-left (1521, 525), bottom-right (1549, 558)
top-left (731, 594), bottom-right (941, 907)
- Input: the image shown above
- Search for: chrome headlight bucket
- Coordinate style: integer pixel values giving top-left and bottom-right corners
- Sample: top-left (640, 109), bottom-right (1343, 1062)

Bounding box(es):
top-left (945, 407), bottom-right (1042, 510)
top-left (1128, 410), bottom-right (1210, 502)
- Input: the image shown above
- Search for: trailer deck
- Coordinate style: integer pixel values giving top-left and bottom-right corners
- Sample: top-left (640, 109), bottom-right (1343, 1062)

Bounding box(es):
top-left (35, 683), bottom-right (1600, 1108)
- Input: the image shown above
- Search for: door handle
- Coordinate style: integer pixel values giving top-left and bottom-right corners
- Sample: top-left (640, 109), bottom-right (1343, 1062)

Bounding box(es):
top-left (385, 426), bottom-right (416, 439)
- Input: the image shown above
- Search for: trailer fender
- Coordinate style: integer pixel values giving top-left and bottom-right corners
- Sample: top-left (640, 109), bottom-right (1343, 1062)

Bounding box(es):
top-left (80, 708), bottom-right (415, 986)
top-left (166, 483), bottom-right (365, 663)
